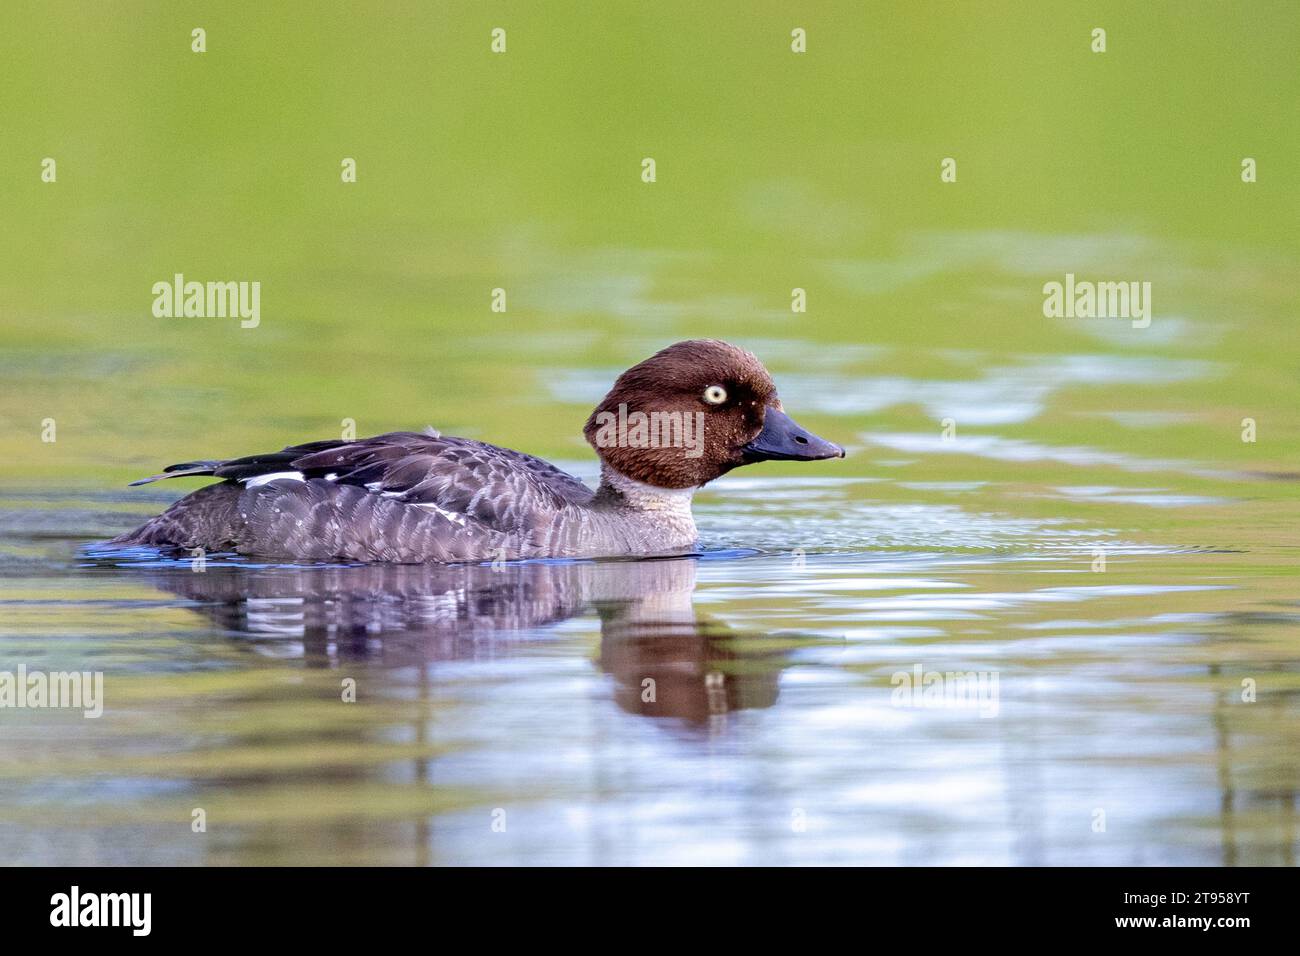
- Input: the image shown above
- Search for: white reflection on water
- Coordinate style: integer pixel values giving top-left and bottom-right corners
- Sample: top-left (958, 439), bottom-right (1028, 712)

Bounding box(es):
top-left (861, 431), bottom-right (1228, 478)
top-left (549, 352), bottom-right (1214, 429)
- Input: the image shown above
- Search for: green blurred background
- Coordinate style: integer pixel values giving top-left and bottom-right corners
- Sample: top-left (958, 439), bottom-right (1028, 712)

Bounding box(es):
top-left (0, 0), bottom-right (1296, 499)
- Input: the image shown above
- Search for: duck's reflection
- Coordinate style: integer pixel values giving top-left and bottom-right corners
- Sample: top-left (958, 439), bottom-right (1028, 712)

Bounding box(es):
top-left (141, 556), bottom-right (785, 722)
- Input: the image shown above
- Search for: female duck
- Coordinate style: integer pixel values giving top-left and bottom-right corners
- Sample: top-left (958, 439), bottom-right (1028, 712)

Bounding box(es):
top-left (111, 339), bottom-right (844, 563)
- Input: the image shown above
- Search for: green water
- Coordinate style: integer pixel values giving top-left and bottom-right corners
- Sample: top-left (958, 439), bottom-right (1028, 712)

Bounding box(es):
top-left (1, 3), bottom-right (1297, 864)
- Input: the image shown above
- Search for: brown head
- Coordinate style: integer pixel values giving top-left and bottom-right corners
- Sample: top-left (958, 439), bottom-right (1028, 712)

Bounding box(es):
top-left (584, 339), bottom-right (844, 489)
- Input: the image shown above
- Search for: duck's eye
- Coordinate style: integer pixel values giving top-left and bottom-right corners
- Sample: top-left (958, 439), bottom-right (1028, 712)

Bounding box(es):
top-left (703, 385), bottom-right (728, 405)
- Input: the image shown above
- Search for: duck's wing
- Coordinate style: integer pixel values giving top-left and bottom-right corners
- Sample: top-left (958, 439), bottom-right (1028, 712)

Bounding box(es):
top-left (292, 432), bottom-right (595, 525)
top-left (132, 431), bottom-right (595, 534)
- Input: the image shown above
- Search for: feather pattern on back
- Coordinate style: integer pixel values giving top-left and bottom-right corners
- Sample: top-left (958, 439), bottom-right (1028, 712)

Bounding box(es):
top-left (112, 432), bottom-right (687, 563)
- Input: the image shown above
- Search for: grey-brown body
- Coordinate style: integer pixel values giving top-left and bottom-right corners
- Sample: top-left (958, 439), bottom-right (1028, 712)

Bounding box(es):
top-left (113, 433), bottom-right (698, 563)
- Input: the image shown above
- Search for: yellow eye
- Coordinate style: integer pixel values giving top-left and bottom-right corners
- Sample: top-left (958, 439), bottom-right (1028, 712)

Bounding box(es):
top-left (703, 385), bottom-right (728, 405)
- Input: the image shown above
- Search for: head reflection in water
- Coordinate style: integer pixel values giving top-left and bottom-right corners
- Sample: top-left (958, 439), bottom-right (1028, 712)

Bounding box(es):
top-left (133, 555), bottom-right (788, 725)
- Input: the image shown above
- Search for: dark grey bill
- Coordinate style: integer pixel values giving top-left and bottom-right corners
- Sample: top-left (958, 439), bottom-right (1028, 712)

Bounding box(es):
top-left (742, 407), bottom-right (845, 462)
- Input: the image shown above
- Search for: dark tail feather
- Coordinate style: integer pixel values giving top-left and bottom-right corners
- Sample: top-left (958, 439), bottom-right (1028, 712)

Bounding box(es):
top-left (128, 460), bottom-right (226, 486)
top-left (127, 439), bottom-right (354, 487)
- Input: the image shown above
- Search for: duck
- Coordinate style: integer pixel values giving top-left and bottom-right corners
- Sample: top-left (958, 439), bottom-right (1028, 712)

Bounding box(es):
top-left (109, 339), bottom-right (844, 563)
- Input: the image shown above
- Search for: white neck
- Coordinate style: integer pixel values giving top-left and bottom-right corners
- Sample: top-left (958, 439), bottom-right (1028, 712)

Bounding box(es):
top-left (598, 465), bottom-right (696, 514)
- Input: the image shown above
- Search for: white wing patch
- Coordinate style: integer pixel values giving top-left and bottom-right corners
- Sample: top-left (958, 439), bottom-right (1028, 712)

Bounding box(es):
top-left (243, 471), bottom-right (305, 487)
